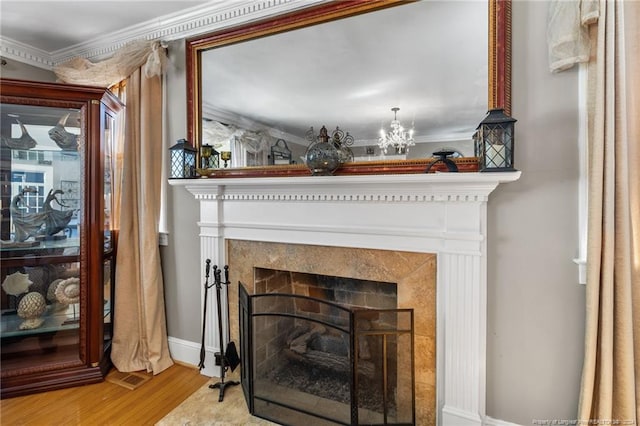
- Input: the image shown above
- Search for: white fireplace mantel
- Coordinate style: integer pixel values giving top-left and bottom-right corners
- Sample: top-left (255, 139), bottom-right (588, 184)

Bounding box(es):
top-left (170, 171), bottom-right (521, 426)
top-left (178, 172), bottom-right (519, 199)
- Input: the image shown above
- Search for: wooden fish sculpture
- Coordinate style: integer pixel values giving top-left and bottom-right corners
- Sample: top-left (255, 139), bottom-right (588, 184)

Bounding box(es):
top-left (1, 119), bottom-right (37, 150)
top-left (48, 114), bottom-right (79, 151)
top-left (42, 189), bottom-right (74, 236)
top-left (10, 189), bottom-right (47, 242)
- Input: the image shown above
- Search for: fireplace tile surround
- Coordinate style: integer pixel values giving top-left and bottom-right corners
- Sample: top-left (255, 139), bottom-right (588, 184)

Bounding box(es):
top-left (170, 171), bottom-right (520, 425)
top-left (229, 241), bottom-right (437, 424)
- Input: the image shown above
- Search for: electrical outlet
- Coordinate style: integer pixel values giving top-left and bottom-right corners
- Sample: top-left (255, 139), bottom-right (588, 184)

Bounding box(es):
top-left (158, 232), bottom-right (169, 246)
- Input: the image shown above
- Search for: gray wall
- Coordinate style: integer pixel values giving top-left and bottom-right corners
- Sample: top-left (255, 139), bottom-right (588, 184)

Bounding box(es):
top-left (486, 1), bottom-right (585, 423)
top-left (2, 1), bottom-right (585, 423)
top-left (1, 57), bottom-right (57, 81)
top-left (161, 39), bottom-right (203, 342)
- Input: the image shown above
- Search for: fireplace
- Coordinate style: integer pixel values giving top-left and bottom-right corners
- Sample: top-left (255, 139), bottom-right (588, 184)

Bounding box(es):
top-left (229, 241), bottom-right (436, 424)
top-left (171, 171), bottom-right (520, 425)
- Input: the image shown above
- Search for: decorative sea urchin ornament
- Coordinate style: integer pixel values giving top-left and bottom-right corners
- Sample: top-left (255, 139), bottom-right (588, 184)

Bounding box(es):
top-left (17, 292), bottom-right (47, 330)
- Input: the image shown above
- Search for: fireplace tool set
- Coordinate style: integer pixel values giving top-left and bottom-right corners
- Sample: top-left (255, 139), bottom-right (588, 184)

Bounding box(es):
top-left (198, 259), bottom-right (240, 402)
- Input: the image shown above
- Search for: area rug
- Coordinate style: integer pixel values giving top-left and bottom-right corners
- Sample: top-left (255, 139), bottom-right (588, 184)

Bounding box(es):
top-left (155, 372), bottom-right (278, 426)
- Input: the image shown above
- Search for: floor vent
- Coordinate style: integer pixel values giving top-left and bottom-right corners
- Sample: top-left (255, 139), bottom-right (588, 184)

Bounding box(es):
top-left (106, 370), bottom-right (152, 390)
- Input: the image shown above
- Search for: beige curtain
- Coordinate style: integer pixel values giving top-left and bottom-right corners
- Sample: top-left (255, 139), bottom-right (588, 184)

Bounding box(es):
top-left (54, 40), bottom-right (173, 374)
top-left (577, 0), bottom-right (640, 423)
top-left (110, 68), bottom-right (173, 374)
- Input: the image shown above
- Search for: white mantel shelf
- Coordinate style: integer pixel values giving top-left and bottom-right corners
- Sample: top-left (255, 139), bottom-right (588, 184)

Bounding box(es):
top-left (171, 171), bottom-right (521, 426)
top-left (170, 171), bottom-right (521, 199)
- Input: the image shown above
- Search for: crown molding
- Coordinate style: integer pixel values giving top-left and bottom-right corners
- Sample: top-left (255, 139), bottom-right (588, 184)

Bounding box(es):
top-left (202, 102), bottom-right (308, 147)
top-left (0, 0), bottom-right (326, 70)
top-left (0, 36), bottom-right (55, 69)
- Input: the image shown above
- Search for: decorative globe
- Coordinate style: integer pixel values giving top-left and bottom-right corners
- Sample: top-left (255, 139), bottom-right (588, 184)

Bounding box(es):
top-left (305, 141), bottom-right (341, 176)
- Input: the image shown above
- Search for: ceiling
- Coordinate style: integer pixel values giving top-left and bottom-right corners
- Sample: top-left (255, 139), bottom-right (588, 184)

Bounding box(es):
top-left (0, 1), bottom-right (210, 53)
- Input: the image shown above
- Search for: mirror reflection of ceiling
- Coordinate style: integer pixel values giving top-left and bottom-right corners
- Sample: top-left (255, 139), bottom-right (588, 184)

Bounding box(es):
top-left (201, 0), bottom-right (488, 148)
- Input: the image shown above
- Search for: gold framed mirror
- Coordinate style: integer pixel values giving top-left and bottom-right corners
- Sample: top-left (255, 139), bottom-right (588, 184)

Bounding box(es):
top-left (186, 0), bottom-right (511, 177)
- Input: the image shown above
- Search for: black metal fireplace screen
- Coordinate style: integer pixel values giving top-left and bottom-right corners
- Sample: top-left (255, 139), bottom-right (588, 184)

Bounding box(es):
top-left (239, 284), bottom-right (415, 425)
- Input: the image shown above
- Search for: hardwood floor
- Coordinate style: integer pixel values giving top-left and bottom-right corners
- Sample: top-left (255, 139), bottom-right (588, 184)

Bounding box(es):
top-left (0, 363), bottom-right (210, 425)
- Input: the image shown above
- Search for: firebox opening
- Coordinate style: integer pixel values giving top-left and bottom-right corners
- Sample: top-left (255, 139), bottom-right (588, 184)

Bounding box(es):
top-left (239, 268), bottom-right (415, 425)
top-left (254, 267), bottom-right (398, 311)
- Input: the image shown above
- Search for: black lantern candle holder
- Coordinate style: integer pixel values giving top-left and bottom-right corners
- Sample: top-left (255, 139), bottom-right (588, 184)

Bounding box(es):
top-left (476, 108), bottom-right (517, 172)
top-left (200, 143), bottom-right (220, 169)
top-left (169, 138), bottom-right (197, 178)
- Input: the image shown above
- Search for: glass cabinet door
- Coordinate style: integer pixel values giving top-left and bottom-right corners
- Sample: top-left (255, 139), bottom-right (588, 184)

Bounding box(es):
top-left (102, 107), bottom-right (117, 349)
top-left (1, 103), bottom-right (84, 371)
top-left (103, 108), bottom-right (114, 254)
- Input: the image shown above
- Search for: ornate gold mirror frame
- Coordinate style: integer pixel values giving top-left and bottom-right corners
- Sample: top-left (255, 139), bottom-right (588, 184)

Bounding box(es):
top-left (186, 0), bottom-right (511, 178)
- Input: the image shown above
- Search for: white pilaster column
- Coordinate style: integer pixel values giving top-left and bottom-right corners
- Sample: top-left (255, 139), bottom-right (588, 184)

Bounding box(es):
top-left (195, 187), bottom-right (228, 378)
top-left (439, 251), bottom-right (486, 426)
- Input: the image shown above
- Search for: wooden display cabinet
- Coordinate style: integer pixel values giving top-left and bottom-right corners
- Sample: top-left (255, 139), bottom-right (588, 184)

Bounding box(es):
top-left (0, 78), bottom-right (123, 398)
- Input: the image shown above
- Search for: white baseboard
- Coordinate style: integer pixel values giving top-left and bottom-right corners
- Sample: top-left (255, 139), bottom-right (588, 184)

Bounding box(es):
top-left (484, 416), bottom-right (523, 426)
top-left (440, 405), bottom-right (523, 426)
top-left (167, 336), bottom-right (220, 377)
top-left (442, 406), bottom-right (483, 426)
top-left (167, 336), bottom-right (201, 367)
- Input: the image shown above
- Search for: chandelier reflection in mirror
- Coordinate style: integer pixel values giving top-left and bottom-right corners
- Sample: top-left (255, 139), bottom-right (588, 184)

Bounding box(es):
top-left (378, 107), bottom-right (415, 154)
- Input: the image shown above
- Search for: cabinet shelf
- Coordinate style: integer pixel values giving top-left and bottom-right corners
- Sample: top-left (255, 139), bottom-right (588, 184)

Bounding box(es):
top-left (1, 305), bottom-right (80, 338)
top-left (1, 238), bottom-right (79, 263)
top-left (0, 301), bottom-right (110, 339)
top-left (0, 254), bottom-right (80, 269)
